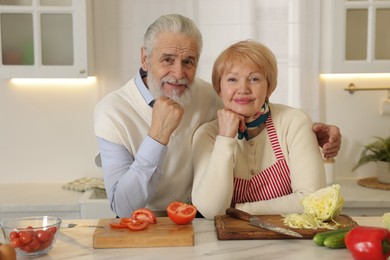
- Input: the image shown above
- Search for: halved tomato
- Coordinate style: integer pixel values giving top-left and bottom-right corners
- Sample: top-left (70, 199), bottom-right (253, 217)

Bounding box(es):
top-left (126, 219), bottom-right (149, 231)
top-left (131, 208), bottom-right (157, 224)
top-left (166, 201), bottom-right (197, 225)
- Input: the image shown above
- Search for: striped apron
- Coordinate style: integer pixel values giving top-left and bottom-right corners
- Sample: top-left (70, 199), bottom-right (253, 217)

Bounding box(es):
top-left (232, 116), bottom-right (292, 205)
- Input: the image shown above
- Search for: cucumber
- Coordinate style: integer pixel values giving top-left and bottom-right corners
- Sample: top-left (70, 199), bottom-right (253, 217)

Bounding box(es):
top-left (323, 231), bottom-right (348, 249)
top-left (312, 227), bottom-right (352, 246)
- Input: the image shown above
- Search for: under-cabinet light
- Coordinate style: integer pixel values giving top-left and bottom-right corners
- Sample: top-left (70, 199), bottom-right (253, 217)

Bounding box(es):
top-left (10, 76), bottom-right (96, 86)
top-left (320, 73), bottom-right (390, 79)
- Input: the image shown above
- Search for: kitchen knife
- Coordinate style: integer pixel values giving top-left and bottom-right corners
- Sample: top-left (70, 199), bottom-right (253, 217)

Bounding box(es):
top-left (226, 208), bottom-right (303, 238)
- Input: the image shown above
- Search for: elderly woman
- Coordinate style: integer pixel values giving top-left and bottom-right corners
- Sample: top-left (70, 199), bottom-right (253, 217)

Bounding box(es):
top-left (191, 40), bottom-right (326, 220)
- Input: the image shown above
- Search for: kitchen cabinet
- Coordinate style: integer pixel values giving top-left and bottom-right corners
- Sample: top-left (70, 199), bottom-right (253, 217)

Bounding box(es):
top-left (0, 0), bottom-right (93, 78)
top-left (321, 0), bottom-right (390, 73)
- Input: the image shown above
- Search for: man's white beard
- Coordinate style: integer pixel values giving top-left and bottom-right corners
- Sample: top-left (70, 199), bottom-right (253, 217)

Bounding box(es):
top-left (147, 71), bottom-right (193, 108)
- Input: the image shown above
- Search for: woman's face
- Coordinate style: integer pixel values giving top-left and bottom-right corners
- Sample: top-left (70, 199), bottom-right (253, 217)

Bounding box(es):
top-left (219, 64), bottom-right (268, 117)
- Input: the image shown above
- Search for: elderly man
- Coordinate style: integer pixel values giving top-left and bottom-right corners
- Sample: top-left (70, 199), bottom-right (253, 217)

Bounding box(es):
top-left (94, 14), bottom-right (341, 217)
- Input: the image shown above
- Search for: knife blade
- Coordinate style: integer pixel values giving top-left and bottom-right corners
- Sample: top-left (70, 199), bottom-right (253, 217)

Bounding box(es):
top-left (226, 208), bottom-right (303, 238)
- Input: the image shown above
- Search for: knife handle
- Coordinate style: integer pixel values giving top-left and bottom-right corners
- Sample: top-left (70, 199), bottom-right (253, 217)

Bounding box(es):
top-left (226, 208), bottom-right (252, 221)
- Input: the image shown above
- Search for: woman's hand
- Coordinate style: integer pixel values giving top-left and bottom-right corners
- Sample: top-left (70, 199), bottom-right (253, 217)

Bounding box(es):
top-left (217, 109), bottom-right (245, 138)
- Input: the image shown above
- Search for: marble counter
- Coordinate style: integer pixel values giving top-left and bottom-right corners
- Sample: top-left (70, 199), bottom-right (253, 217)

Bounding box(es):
top-left (15, 216), bottom-right (386, 260)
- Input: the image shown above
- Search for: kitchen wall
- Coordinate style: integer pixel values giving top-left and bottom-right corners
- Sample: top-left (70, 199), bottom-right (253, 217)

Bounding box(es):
top-left (0, 80), bottom-right (99, 183)
top-left (321, 77), bottom-right (390, 179)
top-left (0, 0), bottom-right (388, 184)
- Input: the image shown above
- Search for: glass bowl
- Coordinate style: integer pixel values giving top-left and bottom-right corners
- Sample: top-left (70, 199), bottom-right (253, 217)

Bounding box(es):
top-left (0, 216), bottom-right (62, 258)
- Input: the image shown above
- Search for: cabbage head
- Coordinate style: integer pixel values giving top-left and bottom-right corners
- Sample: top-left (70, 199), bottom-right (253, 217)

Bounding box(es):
top-left (302, 184), bottom-right (344, 221)
top-left (283, 184), bottom-right (344, 229)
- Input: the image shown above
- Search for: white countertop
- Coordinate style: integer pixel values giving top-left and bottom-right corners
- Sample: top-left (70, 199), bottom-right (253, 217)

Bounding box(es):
top-left (18, 216), bottom-right (385, 260)
top-left (0, 178), bottom-right (389, 219)
top-left (0, 183), bottom-right (83, 219)
top-left (336, 178), bottom-right (390, 216)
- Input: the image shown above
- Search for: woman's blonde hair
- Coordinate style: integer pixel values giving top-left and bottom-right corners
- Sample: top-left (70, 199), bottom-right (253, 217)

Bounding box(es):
top-left (211, 40), bottom-right (278, 96)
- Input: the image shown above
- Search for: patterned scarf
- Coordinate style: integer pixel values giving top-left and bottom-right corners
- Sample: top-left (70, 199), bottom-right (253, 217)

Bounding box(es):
top-left (238, 101), bottom-right (270, 141)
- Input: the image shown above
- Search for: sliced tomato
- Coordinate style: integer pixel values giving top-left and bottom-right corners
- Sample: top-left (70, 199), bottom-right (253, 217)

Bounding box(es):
top-left (119, 217), bottom-right (133, 225)
top-left (166, 201), bottom-right (197, 225)
top-left (126, 219), bottom-right (149, 231)
top-left (131, 208), bottom-right (157, 224)
top-left (109, 220), bottom-right (129, 229)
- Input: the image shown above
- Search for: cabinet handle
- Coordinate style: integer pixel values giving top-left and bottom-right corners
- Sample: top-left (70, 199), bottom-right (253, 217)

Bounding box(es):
top-left (345, 83), bottom-right (390, 94)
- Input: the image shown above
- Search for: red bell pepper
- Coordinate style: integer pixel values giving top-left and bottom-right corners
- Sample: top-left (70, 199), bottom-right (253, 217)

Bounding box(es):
top-left (345, 226), bottom-right (390, 260)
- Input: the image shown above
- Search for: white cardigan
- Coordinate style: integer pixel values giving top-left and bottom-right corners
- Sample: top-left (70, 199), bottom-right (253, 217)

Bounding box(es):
top-left (191, 103), bottom-right (326, 219)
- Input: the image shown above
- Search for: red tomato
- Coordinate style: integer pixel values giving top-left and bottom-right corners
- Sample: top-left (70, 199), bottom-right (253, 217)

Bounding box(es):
top-left (28, 237), bottom-right (41, 252)
top-left (131, 208), bottom-right (157, 224)
top-left (9, 232), bottom-right (19, 240)
top-left (18, 231), bottom-right (32, 244)
top-left (47, 226), bottom-right (57, 234)
top-left (9, 238), bottom-right (21, 248)
top-left (119, 218), bottom-right (133, 226)
top-left (166, 201), bottom-right (197, 225)
top-left (109, 221), bottom-right (128, 229)
top-left (39, 240), bottom-right (51, 250)
top-left (36, 230), bottom-right (49, 243)
top-left (126, 219), bottom-right (149, 231)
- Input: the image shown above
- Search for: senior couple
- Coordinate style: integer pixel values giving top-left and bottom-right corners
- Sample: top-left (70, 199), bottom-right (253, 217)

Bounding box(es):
top-left (94, 14), bottom-right (341, 219)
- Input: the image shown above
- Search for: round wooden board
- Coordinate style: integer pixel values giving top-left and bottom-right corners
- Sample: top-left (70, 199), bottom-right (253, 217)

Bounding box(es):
top-left (357, 177), bottom-right (390, 191)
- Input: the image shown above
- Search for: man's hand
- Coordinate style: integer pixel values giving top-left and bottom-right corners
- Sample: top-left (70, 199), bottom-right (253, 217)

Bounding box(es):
top-left (312, 122), bottom-right (342, 158)
top-left (148, 97), bottom-right (184, 145)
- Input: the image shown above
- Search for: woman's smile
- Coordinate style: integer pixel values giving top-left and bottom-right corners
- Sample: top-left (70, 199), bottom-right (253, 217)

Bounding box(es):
top-left (233, 97), bottom-right (254, 105)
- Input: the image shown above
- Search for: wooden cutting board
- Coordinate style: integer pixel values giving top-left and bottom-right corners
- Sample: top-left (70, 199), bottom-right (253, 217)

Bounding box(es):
top-left (93, 217), bottom-right (194, 248)
top-left (214, 214), bottom-right (358, 240)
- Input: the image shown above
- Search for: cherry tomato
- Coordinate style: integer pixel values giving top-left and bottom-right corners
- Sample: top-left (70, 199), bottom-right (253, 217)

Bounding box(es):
top-left (9, 237), bottom-right (21, 248)
top-left (28, 237), bottom-right (41, 252)
top-left (9, 232), bottom-right (19, 240)
top-left (166, 201), bottom-right (197, 225)
top-left (131, 208), bottom-right (157, 224)
top-left (47, 226), bottom-right (57, 234)
top-left (126, 219), bottom-right (149, 231)
top-left (36, 230), bottom-right (49, 243)
top-left (39, 240), bottom-right (52, 250)
top-left (18, 231), bottom-right (32, 244)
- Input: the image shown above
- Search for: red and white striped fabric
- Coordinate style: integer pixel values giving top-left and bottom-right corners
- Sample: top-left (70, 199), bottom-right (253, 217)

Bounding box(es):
top-left (232, 116), bottom-right (292, 205)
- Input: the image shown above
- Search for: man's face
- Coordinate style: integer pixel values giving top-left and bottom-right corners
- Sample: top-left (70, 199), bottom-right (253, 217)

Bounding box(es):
top-left (141, 32), bottom-right (199, 106)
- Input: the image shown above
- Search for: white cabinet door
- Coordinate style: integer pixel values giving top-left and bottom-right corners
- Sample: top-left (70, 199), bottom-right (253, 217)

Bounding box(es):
top-left (0, 0), bottom-right (93, 78)
top-left (321, 0), bottom-right (390, 73)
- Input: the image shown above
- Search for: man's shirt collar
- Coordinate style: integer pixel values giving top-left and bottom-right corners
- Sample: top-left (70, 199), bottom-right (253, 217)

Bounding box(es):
top-left (135, 68), bottom-right (155, 107)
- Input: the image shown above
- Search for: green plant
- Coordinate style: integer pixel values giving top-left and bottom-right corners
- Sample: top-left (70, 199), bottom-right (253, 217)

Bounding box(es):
top-left (352, 136), bottom-right (390, 171)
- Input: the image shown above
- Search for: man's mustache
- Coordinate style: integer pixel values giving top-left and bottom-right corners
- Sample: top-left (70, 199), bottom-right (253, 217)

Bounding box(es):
top-left (161, 76), bottom-right (189, 88)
